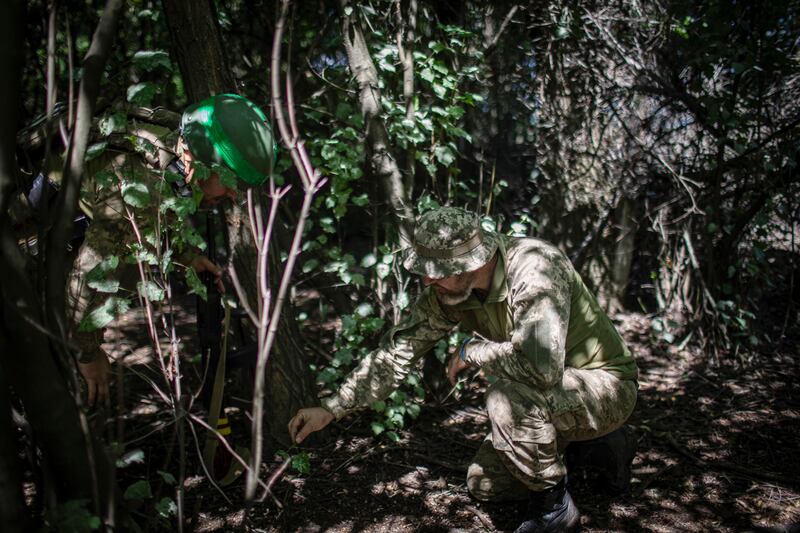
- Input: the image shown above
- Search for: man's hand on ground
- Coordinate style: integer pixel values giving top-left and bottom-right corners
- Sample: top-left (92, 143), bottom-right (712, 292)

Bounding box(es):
top-left (288, 407), bottom-right (334, 444)
top-left (190, 256), bottom-right (225, 293)
top-left (78, 356), bottom-right (112, 408)
top-left (447, 351), bottom-right (469, 386)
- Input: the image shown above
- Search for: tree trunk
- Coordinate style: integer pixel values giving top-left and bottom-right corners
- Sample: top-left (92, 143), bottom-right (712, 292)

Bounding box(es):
top-left (0, 358), bottom-right (27, 533)
top-left (164, 2), bottom-right (319, 454)
top-left (0, 0), bottom-right (115, 523)
top-left (162, 0), bottom-right (237, 103)
top-left (224, 204), bottom-right (320, 452)
top-left (340, 0), bottom-right (415, 246)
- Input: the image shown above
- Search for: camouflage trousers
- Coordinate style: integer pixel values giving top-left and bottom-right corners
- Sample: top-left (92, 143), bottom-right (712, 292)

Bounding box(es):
top-left (466, 367), bottom-right (637, 501)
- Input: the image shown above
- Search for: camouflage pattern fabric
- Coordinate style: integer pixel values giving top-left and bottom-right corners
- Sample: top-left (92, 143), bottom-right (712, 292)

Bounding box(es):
top-left (403, 206), bottom-right (498, 279)
top-left (66, 125), bottom-right (196, 362)
top-left (467, 368), bottom-right (637, 500)
top-left (322, 211), bottom-right (638, 496)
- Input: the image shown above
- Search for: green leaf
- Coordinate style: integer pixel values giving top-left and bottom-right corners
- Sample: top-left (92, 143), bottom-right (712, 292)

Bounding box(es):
top-left (137, 280), bottom-right (165, 302)
top-left (432, 83), bottom-right (447, 99)
top-left (86, 255), bottom-right (120, 281)
top-left (48, 499), bottom-right (101, 533)
top-left (185, 267), bottom-right (207, 301)
top-left (376, 263), bottom-right (390, 279)
top-left (155, 497), bottom-right (177, 518)
top-left (351, 193), bottom-right (369, 207)
top-left (291, 452), bottom-right (311, 475)
top-left (85, 142), bottom-right (107, 161)
top-left (355, 303), bottom-right (373, 318)
top-left (88, 279), bottom-right (120, 294)
top-left (116, 449), bottom-right (145, 468)
top-left (302, 258), bottom-right (319, 273)
top-left (132, 50), bottom-right (172, 72)
top-left (157, 470), bottom-right (176, 485)
top-left (433, 145), bottom-right (456, 166)
top-left (78, 297), bottom-right (130, 332)
top-left (360, 253), bottom-right (377, 268)
top-left (123, 480), bottom-right (152, 501)
top-left (121, 181), bottom-right (151, 208)
top-left (212, 163), bottom-right (238, 189)
top-left (99, 112), bottom-right (127, 137)
top-left (420, 68), bottom-right (435, 83)
top-left (126, 82), bottom-right (159, 106)
top-left (371, 422), bottom-right (385, 435)
top-left (371, 400), bottom-right (386, 413)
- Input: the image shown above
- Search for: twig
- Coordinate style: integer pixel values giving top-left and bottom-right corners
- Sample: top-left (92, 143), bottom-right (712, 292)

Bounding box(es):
top-left (464, 504), bottom-right (495, 530)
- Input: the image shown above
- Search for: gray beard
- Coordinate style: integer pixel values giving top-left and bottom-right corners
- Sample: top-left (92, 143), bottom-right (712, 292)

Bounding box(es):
top-left (436, 288), bottom-right (472, 306)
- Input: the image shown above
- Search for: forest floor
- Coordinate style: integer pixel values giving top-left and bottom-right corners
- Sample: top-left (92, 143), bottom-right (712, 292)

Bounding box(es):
top-left (100, 299), bottom-right (800, 533)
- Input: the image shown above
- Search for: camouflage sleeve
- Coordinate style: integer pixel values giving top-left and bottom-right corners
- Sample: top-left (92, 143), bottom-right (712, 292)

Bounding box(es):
top-left (66, 156), bottom-right (133, 363)
top-left (320, 289), bottom-right (457, 420)
top-left (463, 247), bottom-right (572, 390)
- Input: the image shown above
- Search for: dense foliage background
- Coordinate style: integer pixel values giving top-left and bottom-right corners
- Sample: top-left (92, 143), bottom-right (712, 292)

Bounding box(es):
top-left (3, 0), bottom-right (798, 531)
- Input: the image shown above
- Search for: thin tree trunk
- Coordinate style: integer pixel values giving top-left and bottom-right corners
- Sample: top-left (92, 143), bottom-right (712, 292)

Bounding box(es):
top-left (164, 0), bottom-right (319, 456)
top-left (225, 205), bottom-right (320, 454)
top-left (340, 0), bottom-right (414, 245)
top-left (396, 0), bottom-right (417, 198)
top-left (0, 0), bottom-right (114, 521)
top-left (0, 359), bottom-right (27, 533)
top-left (45, 0), bottom-right (124, 327)
top-left (162, 0), bottom-right (236, 103)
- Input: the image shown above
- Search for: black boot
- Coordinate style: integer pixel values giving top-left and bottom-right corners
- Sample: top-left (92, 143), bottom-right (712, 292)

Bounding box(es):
top-left (565, 425), bottom-right (637, 495)
top-left (514, 477), bottom-right (580, 533)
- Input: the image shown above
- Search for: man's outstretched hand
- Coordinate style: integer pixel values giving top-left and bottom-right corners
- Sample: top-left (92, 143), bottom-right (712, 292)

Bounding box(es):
top-left (447, 351), bottom-right (469, 386)
top-left (288, 407), bottom-right (334, 444)
top-left (78, 355), bottom-right (112, 407)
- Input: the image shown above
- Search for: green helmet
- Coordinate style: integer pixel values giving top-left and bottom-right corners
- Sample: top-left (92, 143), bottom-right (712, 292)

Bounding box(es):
top-left (180, 93), bottom-right (276, 186)
top-left (403, 207), bottom-right (498, 278)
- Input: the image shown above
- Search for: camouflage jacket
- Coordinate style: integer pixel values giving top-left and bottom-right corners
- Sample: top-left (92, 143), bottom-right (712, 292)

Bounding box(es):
top-left (67, 124), bottom-right (202, 362)
top-left (321, 236), bottom-right (638, 420)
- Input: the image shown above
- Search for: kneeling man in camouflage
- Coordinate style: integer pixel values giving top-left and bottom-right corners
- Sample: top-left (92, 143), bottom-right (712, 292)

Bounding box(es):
top-left (289, 206), bottom-right (638, 533)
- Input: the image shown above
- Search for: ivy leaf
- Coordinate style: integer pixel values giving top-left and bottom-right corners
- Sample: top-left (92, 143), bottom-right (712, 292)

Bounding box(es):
top-left (371, 422), bottom-right (385, 435)
top-left (86, 142), bottom-right (107, 161)
top-left (432, 83), bottom-right (447, 99)
top-left (121, 181), bottom-right (151, 208)
top-left (190, 161), bottom-right (211, 182)
top-left (302, 258), bottom-right (319, 273)
top-left (420, 67), bottom-right (435, 83)
top-left (99, 112), bottom-right (127, 137)
top-left (433, 145), bottom-right (456, 166)
top-left (132, 50), bottom-right (172, 72)
top-left (116, 449), bottom-right (145, 468)
top-left (155, 497), bottom-right (177, 518)
top-left (123, 480), bottom-right (152, 501)
top-left (185, 267), bottom-right (207, 301)
top-left (88, 279), bottom-right (120, 294)
top-left (126, 82), bottom-right (159, 106)
top-left (291, 452), bottom-right (311, 475)
top-left (212, 163), bottom-right (238, 189)
top-left (86, 255), bottom-right (119, 281)
top-left (376, 263), bottom-right (391, 280)
top-left (78, 296), bottom-right (130, 332)
top-left (137, 280), bottom-right (165, 302)
top-left (157, 470), bottom-right (177, 485)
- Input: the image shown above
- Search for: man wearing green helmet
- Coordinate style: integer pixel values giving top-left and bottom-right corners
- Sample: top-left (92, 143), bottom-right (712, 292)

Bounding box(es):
top-left (289, 206), bottom-right (638, 533)
top-left (70, 93), bottom-right (274, 407)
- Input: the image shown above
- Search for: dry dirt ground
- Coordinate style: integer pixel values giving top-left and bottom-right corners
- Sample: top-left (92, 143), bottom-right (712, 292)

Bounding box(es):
top-left (101, 302), bottom-right (799, 533)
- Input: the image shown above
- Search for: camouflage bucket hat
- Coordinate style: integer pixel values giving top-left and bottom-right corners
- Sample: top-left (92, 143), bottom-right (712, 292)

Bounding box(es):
top-left (403, 207), bottom-right (498, 278)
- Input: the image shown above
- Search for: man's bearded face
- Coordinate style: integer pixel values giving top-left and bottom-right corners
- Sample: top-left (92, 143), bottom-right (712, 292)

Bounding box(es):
top-left (422, 270), bottom-right (477, 306)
